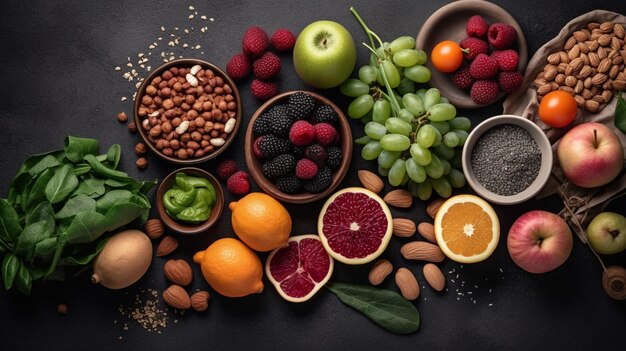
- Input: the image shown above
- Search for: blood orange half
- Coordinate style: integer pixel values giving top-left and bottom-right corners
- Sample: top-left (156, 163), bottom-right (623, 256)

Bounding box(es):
top-left (317, 187), bottom-right (393, 264)
top-left (266, 234), bottom-right (334, 303)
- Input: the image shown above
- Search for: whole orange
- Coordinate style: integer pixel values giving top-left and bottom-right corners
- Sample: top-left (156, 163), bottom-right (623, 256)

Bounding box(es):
top-left (193, 238), bottom-right (264, 298)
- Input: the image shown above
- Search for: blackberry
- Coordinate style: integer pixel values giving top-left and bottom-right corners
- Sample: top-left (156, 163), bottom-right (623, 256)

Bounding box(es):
top-left (304, 144), bottom-right (327, 166)
top-left (259, 134), bottom-right (291, 158)
top-left (269, 110), bottom-right (294, 137)
top-left (303, 166), bottom-right (332, 193)
top-left (252, 111), bottom-right (271, 135)
top-left (326, 146), bottom-right (342, 171)
top-left (287, 92), bottom-right (316, 120)
top-left (276, 176), bottom-right (303, 194)
top-left (311, 104), bottom-right (339, 126)
top-left (292, 146), bottom-right (305, 159)
top-left (262, 154), bottom-right (295, 179)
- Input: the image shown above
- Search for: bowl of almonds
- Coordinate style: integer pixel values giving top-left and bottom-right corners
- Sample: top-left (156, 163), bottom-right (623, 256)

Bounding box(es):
top-left (134, 58), bottom-right (242, 164)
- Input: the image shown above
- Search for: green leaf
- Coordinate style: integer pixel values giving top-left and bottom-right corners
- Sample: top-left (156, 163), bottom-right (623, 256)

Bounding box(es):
top-left (33, 237), bottom-right (57, 262)
top-left (73, 163), bottom-right (91, 176)
top-left (615, 92), bottom-right (626, 134)
top-left (45, 233), bottom-right (67, 276)
top-left (84, 154), bottom-right (128, 180)
top-left (14, 221), bottom-right (49, 261)
top-left (55, 194), bottom-right (97, 220)
top-left (71, 178), bottom-right (105, 198)
top-left (13, 150), bottom-right (64, 180)
top-left (59, 236), bottom-right (108, 266)
top-left (28, 155), bottom-right (63, 177)
top-left (0, 238), bottom-right (12, 252)
top-left (102, 201), bottom-right (148, 231)
top-left (9, 172), bottom-right (31, 207)
top-left (24, 168), bottom-right (54, 212)
top-left (45, 164), bottom-right (79, 204)
top-left (95, 189), bottom-right (133, 213)
top-left (65, 211), bottom-right (108, 244)
top-left (14, 263), bottom-right (32, 295)
top-left (326, 282), bottom-right (420, 334)
top-left (2, 254), bottom-right (20, 290)
top-left (64, 136), bottom-right (99, 163)
top-left (0, 199), bottom-right (22, 242)
top-left (25, 202), bottom-right (55, 239)
top-left (105, 144), bottom-right (122, 169)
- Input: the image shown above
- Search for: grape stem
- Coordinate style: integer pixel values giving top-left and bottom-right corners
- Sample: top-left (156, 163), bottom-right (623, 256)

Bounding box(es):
top-left (350, 7), bottom-right (402, 114)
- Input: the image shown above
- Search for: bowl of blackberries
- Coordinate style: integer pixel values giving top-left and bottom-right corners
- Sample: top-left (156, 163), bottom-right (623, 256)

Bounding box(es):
top-left (244, 91), bottom-right (352, 203)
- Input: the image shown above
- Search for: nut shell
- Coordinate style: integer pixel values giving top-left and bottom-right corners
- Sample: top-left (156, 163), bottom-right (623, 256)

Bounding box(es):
top-left (164, 259), bottom-right (193, 286)
top-left (163, 285), bottom-right (191, 309)
top-left (190, 290), bottom-right (211, 312)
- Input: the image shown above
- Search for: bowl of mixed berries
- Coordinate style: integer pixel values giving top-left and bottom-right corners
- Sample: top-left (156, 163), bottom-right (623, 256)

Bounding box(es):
top-left (245, 91), bottom-right (352, 203)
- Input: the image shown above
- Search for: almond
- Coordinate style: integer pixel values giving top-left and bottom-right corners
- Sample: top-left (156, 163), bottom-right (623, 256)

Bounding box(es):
top-left (598, 34), bottom-right (612, 47)
top-left (609, 65), bottom-right (620, 79)
top-left (614, 23), bottom-right (626, 39)
top-left (190, 290), bottom-right (211, 312)
top-left (426, 198), bottom-right (445, 219)
top-left (587, 22), bottom-right (601, 30)
top-left (611, 36), bottom-right (622, 51)
top-left (358, 170), bottom-right (384, 194)
top-left (602, 90), bottom-right (613, 103)
top-left (163, 285), bottom-right (191, 309)
top-left (144, 219), bottom-right (164, 239)
top-left (564, 75), bottom-right (577, 87)
top-left (600, 21), bottom-right (614, 33)
top-left (547, 52), bottom-right (561, 65)
top-left (567, 44), bottom-right (580, 60)
top-left (574, 94), bottom-right (585, 107)
top-left (579, 65), bottom-right (593, 78)
top-left (597, 57), bottom-right (612, 73)
top-left (368, 259), bottom-right (393, 286)
top-left (537, 83), bottom-right (553, 96)
top-left (564, 36), bottom-right (577, 50)
top-left (592, 73), bottom-right (608, 85)
top-left (400, 241), bottom-right (444, 262)
top-left (565, 57), bottom-right (583, 76)
top-left (395, 268), bottom-right (420, 301)
top-left (578, 41), bottom-right (589, 54)
top-left (543, 64), bottom-right (557, 81)
top-left (574, 80), bottom-right (584, 94)
top-left (156, 236), bottom-right (178, 257)
top-left (558, 51), bottom-right (570, 64)
top-left (585, 99), bottom-right (600, 113)
top-left (164, 259), bottom-right (193, 286)
top-left (612, 79), bottom-right (626, 90)
top-left (588, 51), bottom-right (600, 67)
top-left (417, 222), bottom-right (437, 244)
top-left (587, 40), bottom-right (599, 51)
top-left (393, 218), bottom-right (416, 237)
top-left (383, 189), bottom-right (412, 208)
top-left (572, 31), bottom-right (587, 43)
top-left (423, 263), bottom-right (446, 292)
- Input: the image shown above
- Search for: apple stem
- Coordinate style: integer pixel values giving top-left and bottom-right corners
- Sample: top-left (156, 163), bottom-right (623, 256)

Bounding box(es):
top-left (593, 129), bottom-right (598, 149)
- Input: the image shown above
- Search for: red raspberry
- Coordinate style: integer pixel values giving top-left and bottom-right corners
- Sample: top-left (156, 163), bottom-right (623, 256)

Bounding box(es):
top-left (226, 53), bottom-right (251, 80)
top-left (452, 66), bottom-right (474, 90)
top-left (459, 37), bottom-right (489, 61)
top-left (253, 136), bottom-right (264, 159)
top-left (469, 54), bottom-right (499, 80)
top-left (314, 123), bottom-right (337, 146)
top-left (470, 80), bottom-right (500, 105)
top-left (242, 26), bottom-right (270, 57)
top-left (250, 79), bottom-right (279, 101)
top-left (270, 28), bottom-right (296, 51)
top-left (491, 49), bottom-right (519, 72)
top-left (497, 71), bottom-right (524, 93)
top-left (488, 23), bottom-right (518, 49)
top-left (289, 120), bottom-right (316, 146)
top-left (295, 159), bottom-right (318, 180)
top-left (216, 159), bottom-right (238, 181)
top-left (466, 15), bottom-right (489, 38)
top-left (253, 52), bottom-right (281, 80)
top-left (227, 171), bottom-right (251, 195)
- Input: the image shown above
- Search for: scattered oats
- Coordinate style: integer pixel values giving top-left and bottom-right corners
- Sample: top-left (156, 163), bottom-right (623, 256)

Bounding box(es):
top-left (174, 27), bottom-right (179, 31)
top-left (183, 43), bottom-right (189, 48)
top-left (118, 336), bottom-right (123, 340)
top-left (472, 299), bottom-right (476, 304)
top-left (161, 26), bottom-right (165, 31)
top-left (201, 15), bottom-right (207, 20)
top-left (149, 45), bottom-right (156, 49)
top-left (474, 285), bottom-right (478, 289)
top-left (184, 29), bottom-right (189, 34)
top-left (210, 17), bottom-right (214, 21)
top-left (468, 291), bottom-right (473, 295)
top-left (451, 279), bottom-right (455, 283)
top-left (489, 303), bottom-right (493, 307)
top-left (158, 37), bottom-right (163, 40)
top-left (189, 15), bottom-right (194, 19)
top-left (169, 55), bottom-right (175, 61)
top-left (174, 38), bottom-right (179, 45)
top-left (195, 45), bottom-right (201, 49)
top-left (194, 11), bottom-right (197, 15)
top-left (135, 82), bottom-right (141, 89)
top-left (114, 66), bottom-right (121, 71)
top-left (489, 289), bottom-right (492, 293)
top-left (168, 41), bottom-right (175, 47)
top-left (499, 268), bottom-right (503, 273)
top-left (126, 63), bottom-right (133, 68)
top-left (456, 297), bottom-right (460, 301)
top-left (121, 97), bottom-right (127, 101)
top-left (138, 53), bottom-right (144, 58)
top-left (188, 5), bottom-right (194, 10)
top-left (200, 27), bottom-right (206, 33)
top-left (147, 66), bottom-right (152, 71)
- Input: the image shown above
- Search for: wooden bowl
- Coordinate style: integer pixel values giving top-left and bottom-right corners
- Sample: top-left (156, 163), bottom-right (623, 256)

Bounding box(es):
top-left (156, 167), bottom-right (224, 234)
top-left (134, 58), bottom-right (242, 164)
top-left (415, 0), bottom-right (528, 109)
top-left (244, 91), bottom-right (353, 204)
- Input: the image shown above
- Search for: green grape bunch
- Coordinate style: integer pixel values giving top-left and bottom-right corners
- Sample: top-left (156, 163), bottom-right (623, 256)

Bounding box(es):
top-left (344, 7), bottom-right (471, 200)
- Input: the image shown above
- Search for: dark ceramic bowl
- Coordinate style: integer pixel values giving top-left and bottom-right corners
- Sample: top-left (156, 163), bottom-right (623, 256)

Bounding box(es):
top-left (156, 167), bottom-right (224, 234)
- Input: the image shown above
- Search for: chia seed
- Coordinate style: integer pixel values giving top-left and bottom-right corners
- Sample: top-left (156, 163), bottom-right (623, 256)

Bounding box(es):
top-left (470, 124), bottom-right (541, 196)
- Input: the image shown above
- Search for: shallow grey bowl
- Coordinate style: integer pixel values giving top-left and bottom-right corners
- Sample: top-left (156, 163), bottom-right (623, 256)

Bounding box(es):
top-left (461, 115), bottom-right (553, 205)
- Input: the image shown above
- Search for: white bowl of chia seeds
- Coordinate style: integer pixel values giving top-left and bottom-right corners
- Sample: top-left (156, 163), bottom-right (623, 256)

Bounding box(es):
top-left (462, 115), bottom-right (553, 205)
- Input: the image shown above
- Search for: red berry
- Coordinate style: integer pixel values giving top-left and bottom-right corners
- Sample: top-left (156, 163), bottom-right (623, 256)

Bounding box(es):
top-left (488, 23), bottom-right (518, 49)
top-left (469, 54), bottom-right (499, 80)
top-left (242, 26), bottom-right (270, 57)
top-left (304, 144), bottom-right (327, 166)
top-left (497, 71), bottom-right (524, 93)
top-left (252, 52), bottom-right (281, 80)
top-left (253, 136), bottom-right (264, 159)
top-left (459, 37), bottom-right (489, 61)
top-left (295, 159), bottom-right (318, 180)
top-left (289, 120), bottom-right (316, 146)
top-left (226, 53), bottom-right (251, 80)
top-left (250, 79), bottom-right (279, 101)
top-left (451, 66), bottom-right (475, 90)
top-left (270, 28), bottom-right (296, 52)
top-left (216, 159), bottom-right (238, 181)
top-left (470, 80), bottom-right (500, 105)
top-left (491, 49), bottom-right (519, 72)
top-left (227, 171), bottom-right (250, 195)
top-left (466, 15), bottom-right (489, 38)
top-left (314, 123), bottom-right (337, 146)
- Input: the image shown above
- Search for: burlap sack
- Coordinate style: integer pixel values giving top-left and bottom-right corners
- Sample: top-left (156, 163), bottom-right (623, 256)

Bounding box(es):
top-left (503, 10), bottom-right (626, 244)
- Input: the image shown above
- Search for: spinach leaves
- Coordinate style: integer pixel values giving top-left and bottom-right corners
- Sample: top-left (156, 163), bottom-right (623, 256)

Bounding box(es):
top-left (615, 92), bottom-right (626, 134)
top-left (0, 136), bottom-right (154, 295)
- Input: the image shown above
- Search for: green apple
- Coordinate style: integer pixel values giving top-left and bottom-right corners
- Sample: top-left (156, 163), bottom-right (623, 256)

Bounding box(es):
top-left (587, 212), bottom-right (626, 255)
top-left (293, 20), bottom-right (357, 89)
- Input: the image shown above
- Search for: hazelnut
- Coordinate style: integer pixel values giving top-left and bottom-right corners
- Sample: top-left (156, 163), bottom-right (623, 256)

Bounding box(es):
top-left (116, 112), bottom-right (128, 123)
top-left (145, 85), bottom-right (157, 96)
top-left (190, 291), bottom-right (210, 312)
top-left (144, 219), bottom-right (164, 239)
top-left (57, 303), bottom-right (68, 315)
top-left (135, 143), bottom-right (147, 155)
top-left (164, 259), bottom-right (193, 286)
top-left (127, 122), bottom-right (138, 133)
top-left (136, 157), bottom-right (148, 169)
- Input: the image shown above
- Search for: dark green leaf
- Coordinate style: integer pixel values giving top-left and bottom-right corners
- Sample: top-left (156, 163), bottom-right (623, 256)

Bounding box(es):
top-left (0, 238), bottom-right (12, 252)
top-left (105, 144), bottom-right (121, 169)
top-left (71, 178), bottom-right (105, 198)
top-left (84, 154), bottom-right (128, 180)
top-left (28, 155), bottom-right (62, 177)
top-left (65, 211), bottom-right (108, 244)
top-left (13, 150), bottom-right (64, 180)
top-left (101, 201), bottom-right (147, 231)
top-left (23, 168), bottom-right (54, 212)
top-left (59, 236), bottom-right (108, 266)
top-left (95, 189), bottom-right (133, 213)
top-left (0, 199), bottom-right (22, 242)
top-left (73, 163), bottom-right (91, 176)
top-left (104, 178), bottom-right (128, 188)
top-left (14, 221), bottom-right (49, 261)
top-left (139, 179), bottom-right (157, 194)
top-left (45, 164), bottom-right (79, 204)
top-left (14, 264), bottom-right (31, 295)
top-left (33, 237), bottom-right (57, 262)
top-left (326, 282), bottom-right (420, 334)
top-left (25, 202), bottom-right (55, 239)
top-left (8, 172), bottom-right (32, 207)
top-left (55, 194), bottom-right (96, 220)
top-left (64, 136), bottom-right (99, 163)
top-left (45, 233), bottom-right (67, 276)
top-left (615, 92), bottom-right (626, 134)
top-left (2, 254), bottom-right (20, 290)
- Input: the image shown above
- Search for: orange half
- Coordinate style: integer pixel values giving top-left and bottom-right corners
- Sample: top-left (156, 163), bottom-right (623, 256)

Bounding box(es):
top-left (434, 194), bottom-right (500, 263)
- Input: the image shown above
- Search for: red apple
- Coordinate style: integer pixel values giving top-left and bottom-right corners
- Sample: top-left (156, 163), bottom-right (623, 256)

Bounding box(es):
top-left (507, 210), bottom-right (573, 274)
top-left (556, 122), bottom-right (624, 188)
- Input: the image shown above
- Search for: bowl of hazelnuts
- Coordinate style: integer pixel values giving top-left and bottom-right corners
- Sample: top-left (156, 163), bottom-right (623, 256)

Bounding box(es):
top-left (134, 58), bottom-right (242, 164)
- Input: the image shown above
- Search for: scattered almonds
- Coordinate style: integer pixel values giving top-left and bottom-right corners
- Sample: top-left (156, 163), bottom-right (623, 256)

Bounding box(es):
top-left (190, 291), bottom-right (211, 312)
top-left (426, 198), bottom-right (444, 219)
top-left (395, 268), bottom-right (420, 301)
top-left (417, 222), bottom-right (437, 244)
top-left (383, 189), bottom-right (413, 208)
top-left (358, 170), bottom-right (384, 194)
top-left (368, 259), bottom-right (393, 286)
top-left (164, 259), bottom-right (193, 286)
top-left (423, 263), bottom-right (446, 292)
top-left (162, 284), bottom-right (191, 309)
top-left (392, 218), bottom-right (416, 237)
top-left (144, 219), bottom-right (164, 239)
top-left (400, 241), bottom-right (445, 262)
top-left (156, 236), bottom-right (179, 257)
